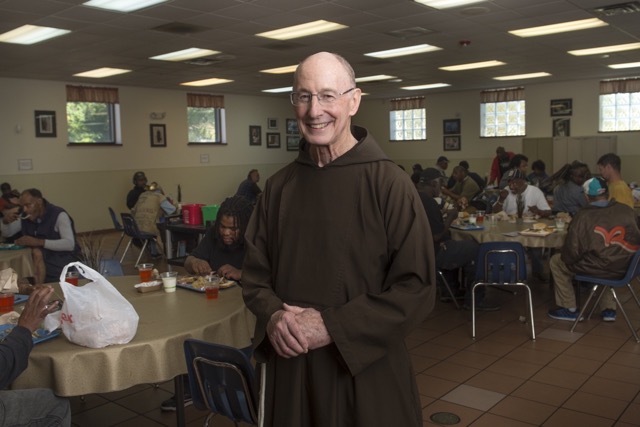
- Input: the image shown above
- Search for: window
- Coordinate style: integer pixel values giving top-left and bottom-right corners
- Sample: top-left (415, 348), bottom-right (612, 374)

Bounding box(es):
top-left (66, 85), bottom-right (121, 144)
top-left (187, 93), bottom-right (226, 144)
top-left (599, 78), bottom-right (640, 132)
top-left (389, 97), bottom-right (426, 141)
top-left (480, 87), bottom-right (525, 137)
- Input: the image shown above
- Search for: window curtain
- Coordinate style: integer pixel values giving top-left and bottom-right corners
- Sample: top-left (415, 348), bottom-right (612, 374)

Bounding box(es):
top-left (480, 87), bottom-right (524, 103)
top-left (66, 85), bottom-right (119, 103)
top-left (600, 78), bottom-right (640, 95)
top-left (187, 93), bottom-right (225, 108)
top-left (389, 96), bottom-right (425, 110)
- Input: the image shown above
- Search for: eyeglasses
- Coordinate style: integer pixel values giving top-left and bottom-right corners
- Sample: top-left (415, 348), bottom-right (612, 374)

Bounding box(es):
top-left (290, 87), bottom-right (356, 106)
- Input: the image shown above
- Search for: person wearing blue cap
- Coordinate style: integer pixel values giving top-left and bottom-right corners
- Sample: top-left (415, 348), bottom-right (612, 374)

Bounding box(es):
top-left (548, 177), bottom-right (640, 322)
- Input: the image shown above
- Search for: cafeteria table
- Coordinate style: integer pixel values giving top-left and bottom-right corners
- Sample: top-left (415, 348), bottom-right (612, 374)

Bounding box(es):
top-left (0, 247), bottom-right (35, 278)
top-left (450, 217), bottom-right (567, 249)
top-left (10, 275), bottom-right (256, 427)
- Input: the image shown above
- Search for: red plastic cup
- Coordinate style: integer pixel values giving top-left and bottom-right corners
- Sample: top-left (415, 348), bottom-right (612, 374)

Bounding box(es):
top-left (137, 263), bottom-right (154, 282)
top-left (0, 293), bottom-right (15, 313)
top-left (65, 272), bottom-right (79, 286)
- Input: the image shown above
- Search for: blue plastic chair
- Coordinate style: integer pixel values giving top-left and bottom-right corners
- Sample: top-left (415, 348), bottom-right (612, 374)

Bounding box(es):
top-left (119, 213), bottom-right (158, 265)
top-left (183, 339), bottom-right (258, 427)
top-left (108, 207), bottom-right (125, 258)
top-left (471, 241), bottom-right (535, 340)
top-left (571, 250), bottom-right (640, 342)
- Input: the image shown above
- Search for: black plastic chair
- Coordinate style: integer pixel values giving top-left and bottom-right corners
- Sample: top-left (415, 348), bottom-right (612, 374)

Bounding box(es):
top-left (108, 207), bottom-right (125, 258)
top-left (119, 213), bottom-right (158, 266)
top-left (99, 258), bottom-right (124, 277)
top-left (571, 250), bottom-right (640, 342)
top-left (471, 241), bottom-right (535, 340)
top-left (184, 339), bottom-right (258, 427)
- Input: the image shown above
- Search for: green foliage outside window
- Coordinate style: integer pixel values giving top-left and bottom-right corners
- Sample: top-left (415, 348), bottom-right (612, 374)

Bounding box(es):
top-left (66, 102), bottom-right (115, 143)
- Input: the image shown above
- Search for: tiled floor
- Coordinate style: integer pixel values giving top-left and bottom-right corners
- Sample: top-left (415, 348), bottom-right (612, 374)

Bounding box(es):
top-left (69, 231), bottom-right (640, 426)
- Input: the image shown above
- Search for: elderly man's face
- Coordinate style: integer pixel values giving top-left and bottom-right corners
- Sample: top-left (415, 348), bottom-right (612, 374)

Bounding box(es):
top-left (293, 53), bottom-right (361, 148)
top-left (508, 178), bottom-right (527, 194)
top-left (19, 193), bottom-right (44, 220)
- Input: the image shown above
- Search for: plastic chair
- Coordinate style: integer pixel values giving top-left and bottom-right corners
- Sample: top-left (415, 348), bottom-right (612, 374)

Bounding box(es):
top-left (570, 250), bottom-right (640, 342)
top-left (183, 339), bottom-right (258, 427)
top-left (108, 207), bottom-right (126, 258)
top-left (471, 241), bottom-right (535, 340)
top-left (436, 269), bottom-right (461, 309)
top-left (119, 213), bottom-right (158, 266)
top-left (99, 258), bottom-right (124, 277)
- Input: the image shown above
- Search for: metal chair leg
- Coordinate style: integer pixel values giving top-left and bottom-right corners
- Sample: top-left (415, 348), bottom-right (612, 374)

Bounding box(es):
top-left (135, 240), bottom-right (148, 266)
top-left (471, 282), bottom-right (480, 339)
top-left (112, 232), bottom-right (125, 258)
top-left (437, 270), bottom-right (460, 309)
top-left (120, 239), bottom-right (133, 263)
top-left (611, 289), bottom-right (640, 343)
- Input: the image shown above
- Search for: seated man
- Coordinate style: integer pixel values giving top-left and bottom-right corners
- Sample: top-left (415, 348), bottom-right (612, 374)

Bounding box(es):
top-left (552, 161), bottom-right (590, 216)
top-left (498, 154), bottom-right (529, 189)
top-left (1, 287), bottom-right (70, 426)
top-left (162, 195), bottom-right (253, 412)
top-left (459, 160), bottom-right (485, 191)
top-left (417, 168), bottom-right (498, 311)
top-left (184, 195), bottom-right (253, 281)
top-left (14, 189), bottom-right (79, 284)
top-left (0, 189), bottom-right (23, 243)
top-left (548, 177), bottom-right (640, 322)
top-left (132, 182), bottom-right (176, 258)
top-left (493, 169), bottom-right (551, 281)
top-left (447, 165), bottom-right (481, 207)
top-left (235, 169), bottom-right (262, 205)
top-left (527, 160), bottom-right (551, 195)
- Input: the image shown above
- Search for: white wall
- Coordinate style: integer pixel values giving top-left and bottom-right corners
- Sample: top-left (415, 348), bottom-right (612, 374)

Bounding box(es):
top-left (2, 76), bottom-right (639, 232)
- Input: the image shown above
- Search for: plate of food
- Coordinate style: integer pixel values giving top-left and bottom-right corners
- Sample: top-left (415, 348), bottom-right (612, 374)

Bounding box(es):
top-left (0, 243), bottom-right (25, 250)
top-left (0, 323), bottom-right (61, 344)
top-left (177, 275), bottom-right (236, 293)
top-left (518, 222), bottom-right (555, 237)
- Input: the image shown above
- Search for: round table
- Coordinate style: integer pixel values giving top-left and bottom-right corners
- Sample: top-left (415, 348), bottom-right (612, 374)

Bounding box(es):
top-left (11, 275), bottom-right (256, 397)
top-left (0, 248), bottom-right (35, 278)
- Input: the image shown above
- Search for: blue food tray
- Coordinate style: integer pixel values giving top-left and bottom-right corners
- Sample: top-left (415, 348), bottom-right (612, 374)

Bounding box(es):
top-left (450, 224), bottom-right (485, 231)
top-left (0, 323), bottom-right (61, 344)
top-left (14, 294), bottom-right (28, 304)
top-left (0, 244), bottom-right (26, 250)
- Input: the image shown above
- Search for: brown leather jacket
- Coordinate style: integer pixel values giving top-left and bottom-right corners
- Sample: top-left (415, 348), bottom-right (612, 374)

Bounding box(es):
top-left (562, 200), bottom-right (640, 279)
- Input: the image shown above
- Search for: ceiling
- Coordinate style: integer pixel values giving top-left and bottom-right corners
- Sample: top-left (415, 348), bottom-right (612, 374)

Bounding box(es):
top-left (1, 0), bottom-right (640, 100)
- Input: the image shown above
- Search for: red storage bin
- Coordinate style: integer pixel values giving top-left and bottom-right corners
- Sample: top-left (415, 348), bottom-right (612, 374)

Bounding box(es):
top-left (181, 204), bottom-right (204, 225)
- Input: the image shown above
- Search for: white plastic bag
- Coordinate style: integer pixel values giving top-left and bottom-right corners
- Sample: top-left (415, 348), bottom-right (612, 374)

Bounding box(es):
top-left (45, 261), bottom-right (139, 348)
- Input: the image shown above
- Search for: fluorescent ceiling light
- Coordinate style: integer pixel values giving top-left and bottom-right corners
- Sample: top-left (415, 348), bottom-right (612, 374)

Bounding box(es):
top-left (509, 18), bottom-right (607, 38)
top-left (0, 25), bottom-right (70, 45)
top-left (609, 62), bottom-right (640, 69)
top-left (355, 75), bottom-right (397, 83)
top-left (440, 60), bottom-right (505, 71)
top-left (150, 48), bottom-right (220, 62)
top-left (568, 42), bottom-right (640, 56)
top-left (256, 20), bottom-right (347, 41)
top-left (414, 0), bottom-right (486, 9)
top-left (262, 87), bottom-right (293, 93)
top-left (74, 68), bottom-right (131, 78)
top-left (260, 65), bottom-right (298, 74)
top-left (365, 44), bottom-right (441, 59)
top-left (180, 78), bottom-right (233, 87)
top-left (494, 72), bottom-right (550, 81)
top-left (401, 83), bottom-right (450, 90)
top-left (83, 0), bottom-right (168, 12)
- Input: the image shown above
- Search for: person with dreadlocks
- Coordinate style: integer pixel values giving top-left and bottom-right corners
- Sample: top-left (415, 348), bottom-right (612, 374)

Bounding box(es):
top-left (184, 195), bottom-right (252, 281)
top-left (161, 195), bottom-right (253, 412)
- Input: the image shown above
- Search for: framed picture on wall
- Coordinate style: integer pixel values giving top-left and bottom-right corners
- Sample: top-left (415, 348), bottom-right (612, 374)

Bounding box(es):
top-left (266, 132), bottom-right (281, 148)
top-left (552, 118), bottom-right (570, 136)
top-left (443, 135), bottom-right (461, 151)
top-left (286, 118), bottom-right (299, 135)
top-left (443, 118), bottom-right (460, 135)
top-left (249, 125), bottom-right (261, 145)
top-left (34, 110), bottom-right (57, 137)
top-left (286, 135), bottom-right (300, 151)
top-left (150, 124), bottom-right (167, 147)
top-left (550, 99), bottom-right (572, 116)
top-left (267, 118), bottom-right (278, 129)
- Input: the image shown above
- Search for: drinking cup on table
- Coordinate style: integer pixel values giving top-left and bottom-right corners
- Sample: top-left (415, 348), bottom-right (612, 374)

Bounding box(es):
top-left (555, 218), bottom-right (566, 230)
top-left (489, 215), bottom-right (498, 227)
top-left (0, 292), bottom-right (15, 313)
top-left (476, 210), bottom-right (485, 225)
top-left (204, 276), bottom-right (220, 300)
top-left (468, 214), bottom-right (477, 225)
top-left (65, 271), bottom-right (79, 286)
top-left (160, 271), bottom-right (178, 293)
top-left (137, 263), bottom-right (154, 282)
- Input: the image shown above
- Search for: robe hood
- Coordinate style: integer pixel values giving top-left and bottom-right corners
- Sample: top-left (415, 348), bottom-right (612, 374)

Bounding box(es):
top-left (295, 125), bottom-right (391, 167)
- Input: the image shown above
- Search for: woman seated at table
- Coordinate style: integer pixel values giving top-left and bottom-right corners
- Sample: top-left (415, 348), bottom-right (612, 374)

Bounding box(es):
top-left (183, 196), bottom-right (253, 281)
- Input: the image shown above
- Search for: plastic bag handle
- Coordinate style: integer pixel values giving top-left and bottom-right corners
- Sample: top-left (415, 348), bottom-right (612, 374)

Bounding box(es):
top-left (59, 261), bottom-right (104, 284)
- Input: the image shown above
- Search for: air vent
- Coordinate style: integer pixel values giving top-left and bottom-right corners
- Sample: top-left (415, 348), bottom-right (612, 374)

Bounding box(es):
top-left (152, 22), bottom-right (209, 35)
top-left (387, 27), bottom-right (434, 39)
top-left (593, 1), bottom-right (640, 16)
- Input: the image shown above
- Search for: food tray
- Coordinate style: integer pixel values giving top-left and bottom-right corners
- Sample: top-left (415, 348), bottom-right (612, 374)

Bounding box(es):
top-left (518, 228), bottom-right (555, 237)
top-left (450, 224), bottom-right (485, 231)
top-left (0, 243), bottom-right (26, 250)
top-left (134, 281), bottom-right (163, 293)
top-left (0, 323), bottom-right (61, 344)
top-left (14, 294), bottom-right (28, 304)
top-left (177, 276), bottom-right (236, 293)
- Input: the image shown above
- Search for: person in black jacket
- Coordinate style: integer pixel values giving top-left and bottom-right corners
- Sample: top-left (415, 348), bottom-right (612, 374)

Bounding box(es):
top-left (0, 287), bottom-right (70, 426)
top-left (126, 171), bottom-right (148, 209)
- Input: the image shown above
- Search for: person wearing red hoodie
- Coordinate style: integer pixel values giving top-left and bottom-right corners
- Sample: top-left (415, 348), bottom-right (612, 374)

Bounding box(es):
top-left (489, 146), bottom-right (514, 186)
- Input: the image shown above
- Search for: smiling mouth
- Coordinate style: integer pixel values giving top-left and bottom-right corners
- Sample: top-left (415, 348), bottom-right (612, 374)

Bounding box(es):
top-left (307, 122), bottom-right (329, 129)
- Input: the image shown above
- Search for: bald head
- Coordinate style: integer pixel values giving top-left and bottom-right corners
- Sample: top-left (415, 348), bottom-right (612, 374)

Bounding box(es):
top-left (293, 52), bottom-right (356, 89)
